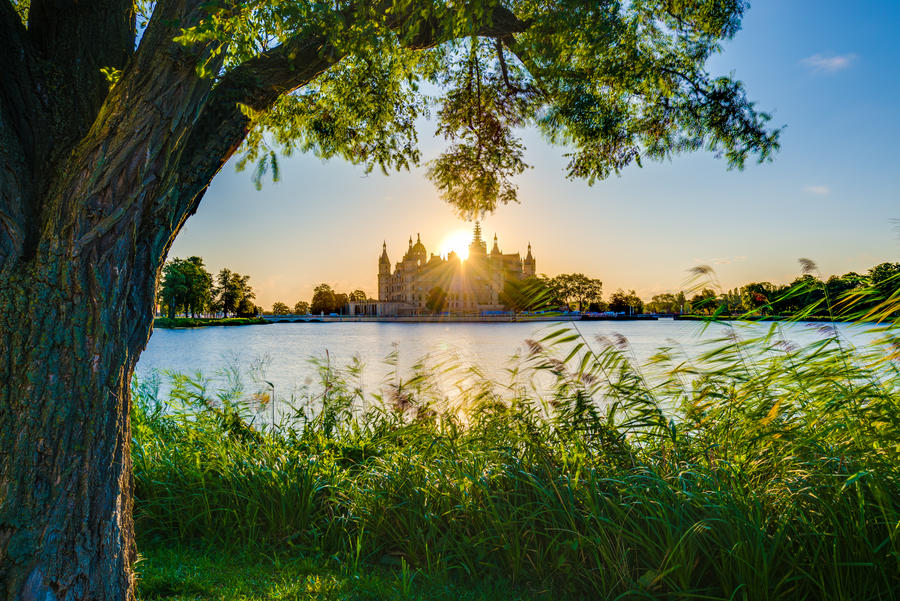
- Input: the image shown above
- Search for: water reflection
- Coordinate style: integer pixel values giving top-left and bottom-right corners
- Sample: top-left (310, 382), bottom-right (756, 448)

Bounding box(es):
top-left (136, 319), bottom-right (885, 416)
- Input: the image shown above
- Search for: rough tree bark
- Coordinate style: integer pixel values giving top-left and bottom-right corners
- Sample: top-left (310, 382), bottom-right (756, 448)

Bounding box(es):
top-left (0, 0), bottom-right (222, 596)
top-left (0, 0), bottom-right (526, 597)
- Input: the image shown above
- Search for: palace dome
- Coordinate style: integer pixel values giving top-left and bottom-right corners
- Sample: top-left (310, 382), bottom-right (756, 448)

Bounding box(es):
top-left (411, 233), bottom-right (427, 262)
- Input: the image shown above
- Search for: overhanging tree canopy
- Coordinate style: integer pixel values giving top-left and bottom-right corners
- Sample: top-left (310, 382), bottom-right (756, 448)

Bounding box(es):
top-left (0, 0), bottom-right (778, 599)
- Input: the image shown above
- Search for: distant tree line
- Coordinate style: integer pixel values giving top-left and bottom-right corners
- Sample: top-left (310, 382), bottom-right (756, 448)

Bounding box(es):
top-left (170, 260), bottom-right (900, 320)
top-left (271, 285), bottom-right (370, 316)
top-left (158, 257), bottom-right (259, 318)
top-left (501, 261), bottom-right (900, 317)
top-left (500, 274), bottom-right (645, 315)
top-left (540, 274), bottom-right (604, 311)
top-left (648, 261), bottom-right (900, 317)
top-left (735, 264), bottom-right (898, 316)
top-left (644, 291), bottom-right (689, 314)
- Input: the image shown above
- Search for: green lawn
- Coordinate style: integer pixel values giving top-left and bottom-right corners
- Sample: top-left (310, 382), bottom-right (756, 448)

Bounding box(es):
top-left (138, 546), bottom-right (550, 601)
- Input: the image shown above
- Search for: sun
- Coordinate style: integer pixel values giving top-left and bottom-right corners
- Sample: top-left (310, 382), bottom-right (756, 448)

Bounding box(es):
top-left (439, 229), bottom-right (471, 261)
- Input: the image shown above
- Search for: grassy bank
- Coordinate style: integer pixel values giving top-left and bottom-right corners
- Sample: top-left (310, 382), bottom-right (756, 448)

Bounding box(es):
top-left (132, 317), bottom-right (900, 600)
top-left (138, 545), bottom-right (547, 601)
top-left (153, 317), bottom-right (268, 329)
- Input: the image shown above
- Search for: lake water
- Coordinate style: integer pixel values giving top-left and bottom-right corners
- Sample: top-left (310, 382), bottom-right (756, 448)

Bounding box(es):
top-left (135, 319), bottom-right (886, 412)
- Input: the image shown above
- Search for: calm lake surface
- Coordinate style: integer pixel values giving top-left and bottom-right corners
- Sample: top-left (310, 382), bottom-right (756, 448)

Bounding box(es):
top-left (135, 319), bottom-right (886, 411)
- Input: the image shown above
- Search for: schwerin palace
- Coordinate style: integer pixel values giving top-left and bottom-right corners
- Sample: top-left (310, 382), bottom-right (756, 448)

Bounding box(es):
top-left (350, 224), bottom-right (535, 317)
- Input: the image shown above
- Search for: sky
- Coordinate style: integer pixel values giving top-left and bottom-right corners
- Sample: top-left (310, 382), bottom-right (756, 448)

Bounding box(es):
top-left (167, 0), bottom-right (900, 309)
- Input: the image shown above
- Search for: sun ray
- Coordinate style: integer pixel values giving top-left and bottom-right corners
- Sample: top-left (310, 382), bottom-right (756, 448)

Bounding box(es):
top-left (439, 229), bottom-right (471, 261)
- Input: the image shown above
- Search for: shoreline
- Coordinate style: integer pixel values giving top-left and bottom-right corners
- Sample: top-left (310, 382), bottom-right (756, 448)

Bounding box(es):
top-left (673, 314), bottom-right (875, 323)
top-left (260, 314), bottom-right (659, 324)
top-left (154, 314), bottom-right (888, 328)
top-left (153, 317), bottom-right (268, 329)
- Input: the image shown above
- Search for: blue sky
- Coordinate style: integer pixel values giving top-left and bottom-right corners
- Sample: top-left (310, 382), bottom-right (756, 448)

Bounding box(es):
top-left (168, 0), bottom-right (900, 308)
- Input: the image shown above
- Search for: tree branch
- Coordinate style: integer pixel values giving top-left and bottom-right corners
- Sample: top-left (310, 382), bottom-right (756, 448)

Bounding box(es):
top-left (26, 0), bottom-right (135, 138)
top-left (217, 34), bottom-right (343, 113)
top-left (153, 4), bottom-right (531, 255)
top-left (0, 0), bottom-right (40, 265)
top-left (0, 0), bottom-right (38, 139)
top-left (223, 4), bottom-right (530, 114)
top-left (0, 0), bottom-right (27, 58)
top-left (495, 37), bottom-right (528, 95)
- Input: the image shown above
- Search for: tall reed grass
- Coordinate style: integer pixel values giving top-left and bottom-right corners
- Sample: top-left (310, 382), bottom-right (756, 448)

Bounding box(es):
top-left (133, 283), bottom-right (900, 600)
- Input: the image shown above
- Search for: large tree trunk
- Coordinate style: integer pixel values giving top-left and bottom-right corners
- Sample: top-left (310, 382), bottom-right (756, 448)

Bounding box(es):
top-left (0, 254), bottom-right (152, 600)
top-left (0, 3), bottom-right (223, 594)
top-left (0, 93), bottom-right (217, 601)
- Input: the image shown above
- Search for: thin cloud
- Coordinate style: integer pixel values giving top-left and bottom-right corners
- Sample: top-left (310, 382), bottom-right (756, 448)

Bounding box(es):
top-left (801, 53), bottom-right (857, 73)
top-left (804, 185), bottom-right (830, 196)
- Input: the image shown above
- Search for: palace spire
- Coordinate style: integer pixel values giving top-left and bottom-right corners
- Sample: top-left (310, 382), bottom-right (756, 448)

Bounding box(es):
top-left (469, 221), bottom-right (487, 256)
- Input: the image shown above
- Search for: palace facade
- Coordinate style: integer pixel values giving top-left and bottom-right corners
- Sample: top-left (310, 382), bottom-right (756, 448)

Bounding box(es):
top-left (374, 223), bottom-right (535, 316)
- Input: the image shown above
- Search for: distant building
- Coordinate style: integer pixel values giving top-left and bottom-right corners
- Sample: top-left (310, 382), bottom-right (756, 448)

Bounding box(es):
top-left (375, 223), bottom-right (535, 316)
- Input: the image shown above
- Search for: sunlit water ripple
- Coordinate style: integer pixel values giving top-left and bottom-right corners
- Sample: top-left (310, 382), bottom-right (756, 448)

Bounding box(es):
top-left (135, 319), bottom-right (887, 416)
